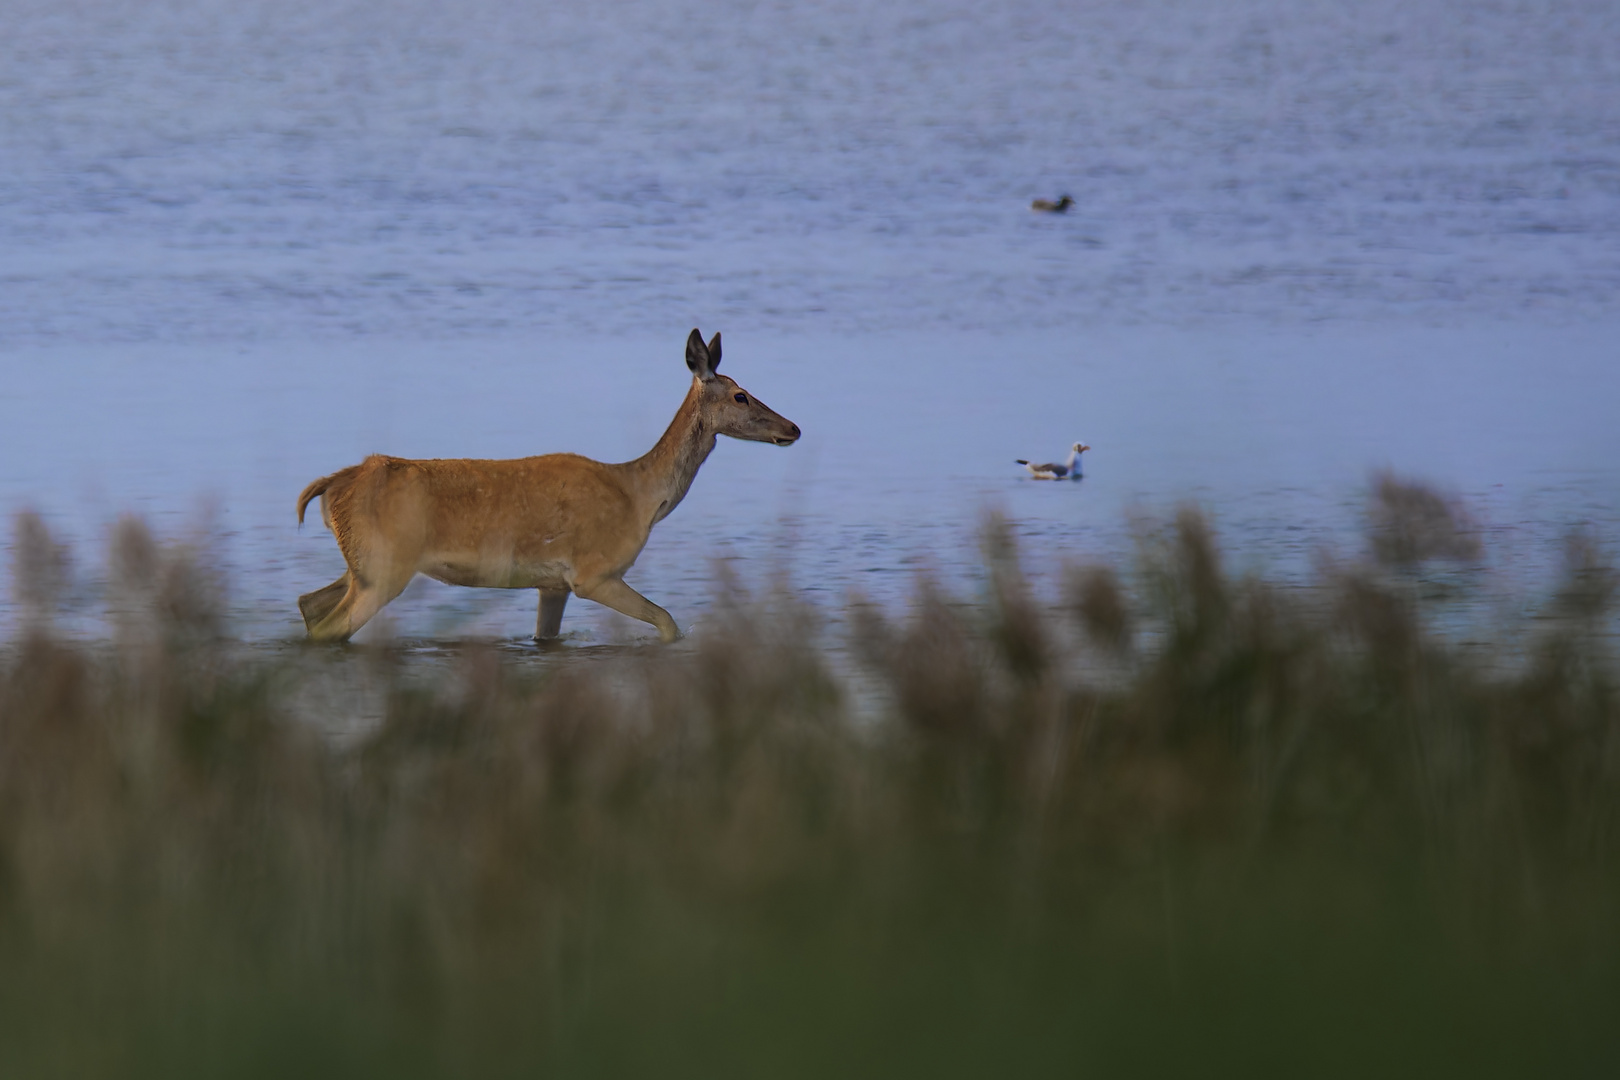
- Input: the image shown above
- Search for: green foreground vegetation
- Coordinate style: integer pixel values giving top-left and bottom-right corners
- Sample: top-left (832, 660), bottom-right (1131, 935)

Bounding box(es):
top-left (2, 477), bottom-right (1617, 1077)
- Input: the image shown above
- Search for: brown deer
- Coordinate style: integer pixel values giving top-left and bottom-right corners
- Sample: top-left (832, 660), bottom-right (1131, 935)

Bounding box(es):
top-left (295, 329), bottom-right (800, 643)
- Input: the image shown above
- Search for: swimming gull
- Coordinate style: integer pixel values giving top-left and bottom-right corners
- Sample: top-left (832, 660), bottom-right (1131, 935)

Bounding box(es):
top-left (1016, 442), bottom-right (1089, 480)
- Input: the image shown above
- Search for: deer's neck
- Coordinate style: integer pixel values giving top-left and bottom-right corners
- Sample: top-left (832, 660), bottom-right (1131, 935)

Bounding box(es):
top-left (630, 381), bottom-right (715, 525)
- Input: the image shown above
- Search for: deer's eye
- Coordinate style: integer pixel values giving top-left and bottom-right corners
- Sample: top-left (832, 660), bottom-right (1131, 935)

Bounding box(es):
top-left (734, 393), bottom-right (748, 404)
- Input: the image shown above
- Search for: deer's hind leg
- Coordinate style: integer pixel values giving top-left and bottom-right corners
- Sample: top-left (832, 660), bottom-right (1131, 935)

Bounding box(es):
top-left (298, 573), bottom-right (351, 630)
top-left (305, 569), bottom-right (416, 643)
top-left (302, 465), bottom-right (427, 642)
top-left (536, 588), bottom-right (570, 641)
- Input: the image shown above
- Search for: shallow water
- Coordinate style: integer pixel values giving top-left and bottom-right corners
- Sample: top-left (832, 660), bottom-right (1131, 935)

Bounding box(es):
top-left (2, 0), bottom-right (1618, 642)
top-left (5, 324), bottom-right (1615, 644)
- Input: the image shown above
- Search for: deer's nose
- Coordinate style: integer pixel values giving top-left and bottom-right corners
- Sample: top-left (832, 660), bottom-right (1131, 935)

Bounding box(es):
top-left (788, 423), bottom-right (801, 440)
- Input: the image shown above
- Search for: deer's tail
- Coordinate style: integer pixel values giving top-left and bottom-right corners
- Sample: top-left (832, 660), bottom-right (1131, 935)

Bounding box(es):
top-left (1015, 459), bottom-right (1030, 465)
top-left (297, 465), bottom-right (361, 527)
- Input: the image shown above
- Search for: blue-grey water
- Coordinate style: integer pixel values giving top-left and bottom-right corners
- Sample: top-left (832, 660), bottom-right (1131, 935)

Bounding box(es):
top-left (2, 0), bottom-right (1618, 643)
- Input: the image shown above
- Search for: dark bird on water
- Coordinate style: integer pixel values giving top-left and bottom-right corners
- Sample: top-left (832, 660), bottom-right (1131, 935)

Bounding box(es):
top-left (1030, 195), bottom-right (1074, 213)
top-left (1017, 442), bottom-right (1089, 479)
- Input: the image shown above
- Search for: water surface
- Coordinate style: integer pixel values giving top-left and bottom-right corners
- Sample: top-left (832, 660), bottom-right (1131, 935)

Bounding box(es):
top-left (2, 0), bottom-right (1617, 641)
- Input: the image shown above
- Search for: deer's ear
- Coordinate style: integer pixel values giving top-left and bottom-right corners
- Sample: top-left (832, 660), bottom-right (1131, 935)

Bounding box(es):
top-left (685, 328), bottom-right (715, 381)
top-left (706, 332), bottom-right (721, 372)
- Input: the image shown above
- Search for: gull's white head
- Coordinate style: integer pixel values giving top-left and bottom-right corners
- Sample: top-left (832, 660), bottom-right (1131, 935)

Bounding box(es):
top-left (1067, 442), bottom-right (1090, 478)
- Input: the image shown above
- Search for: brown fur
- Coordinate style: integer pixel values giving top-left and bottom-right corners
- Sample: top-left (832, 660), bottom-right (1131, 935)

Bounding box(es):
top-left (295, 330), bottom-right (799, 643)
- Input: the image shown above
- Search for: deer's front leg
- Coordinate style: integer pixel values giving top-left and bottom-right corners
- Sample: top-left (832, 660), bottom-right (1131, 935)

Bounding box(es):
top-left (572, 576), bottom-right (680, 643)
top-left (536, 588), bottom-right (569, 640)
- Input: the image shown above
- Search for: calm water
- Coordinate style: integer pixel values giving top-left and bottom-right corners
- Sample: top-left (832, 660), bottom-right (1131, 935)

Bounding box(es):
top-left (3, 0), bottom-right (1618, 642)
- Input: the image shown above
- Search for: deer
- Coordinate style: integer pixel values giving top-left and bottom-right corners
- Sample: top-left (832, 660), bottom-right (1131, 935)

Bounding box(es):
top-left (294, 329), bottom-right (800, 644)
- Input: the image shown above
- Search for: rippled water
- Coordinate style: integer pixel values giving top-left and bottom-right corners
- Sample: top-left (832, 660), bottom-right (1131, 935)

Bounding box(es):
top-left (2, 0), bottom-right (1618, 641)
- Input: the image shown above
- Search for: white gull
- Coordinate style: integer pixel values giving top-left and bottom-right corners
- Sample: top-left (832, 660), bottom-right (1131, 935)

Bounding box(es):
top-left (1016, 442), bottom-right (1089, 480)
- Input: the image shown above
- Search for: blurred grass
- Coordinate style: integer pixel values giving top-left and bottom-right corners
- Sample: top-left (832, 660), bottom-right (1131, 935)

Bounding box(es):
top-left (2, 477), bottom-right (1618, 1078)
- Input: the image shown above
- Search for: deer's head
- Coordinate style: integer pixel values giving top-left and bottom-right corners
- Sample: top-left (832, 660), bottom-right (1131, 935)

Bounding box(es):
top-left (686, 329), bottom-right (801, 447)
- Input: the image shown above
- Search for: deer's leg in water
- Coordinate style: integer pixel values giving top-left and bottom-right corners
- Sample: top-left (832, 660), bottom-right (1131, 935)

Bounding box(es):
top-left (298, 573), bottom-right (351, 631)
top-left (572, 576), bottom-right (679, 643)
top-left (536, 588), bottom-right (570, 640)
top-left (306, 571), bottom-right (413, 642)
